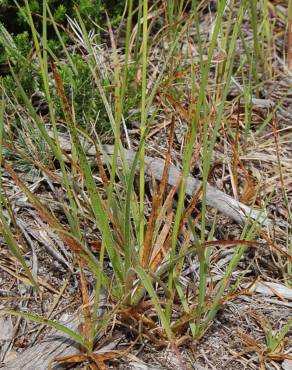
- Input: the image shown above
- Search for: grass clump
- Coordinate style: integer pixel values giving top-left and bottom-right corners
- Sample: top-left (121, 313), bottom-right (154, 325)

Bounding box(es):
top-left (0, 0), bottom-right (291, 368)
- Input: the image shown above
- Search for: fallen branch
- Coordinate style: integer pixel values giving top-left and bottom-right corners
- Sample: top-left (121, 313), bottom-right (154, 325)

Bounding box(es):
top-left (101, 145), bottom-right (269, 226)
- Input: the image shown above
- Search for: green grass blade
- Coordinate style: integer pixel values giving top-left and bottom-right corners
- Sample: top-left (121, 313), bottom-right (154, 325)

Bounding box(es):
top-left (0, 91), bottom-right (39, 290)
top-left (135, 266), bottom-right (173, 340)
top-left (0, 309), bottom-right (89, 351)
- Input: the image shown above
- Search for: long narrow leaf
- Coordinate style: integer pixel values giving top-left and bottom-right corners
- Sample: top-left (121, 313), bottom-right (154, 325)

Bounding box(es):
top-left (0, 309), bottom-right (89, 351)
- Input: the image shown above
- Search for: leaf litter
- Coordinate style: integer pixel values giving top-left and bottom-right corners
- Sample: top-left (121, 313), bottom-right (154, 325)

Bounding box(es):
top-left (0, 1), bottom-right (292, 369)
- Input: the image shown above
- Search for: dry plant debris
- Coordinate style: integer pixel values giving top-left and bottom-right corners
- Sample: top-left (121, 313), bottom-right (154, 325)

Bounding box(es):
top-left (0, 1), bottom-right (291, 370)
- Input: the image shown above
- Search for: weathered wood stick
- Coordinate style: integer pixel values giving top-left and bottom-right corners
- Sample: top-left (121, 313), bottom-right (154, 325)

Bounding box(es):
top-left (101, 145), bottom-right (268, 226)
